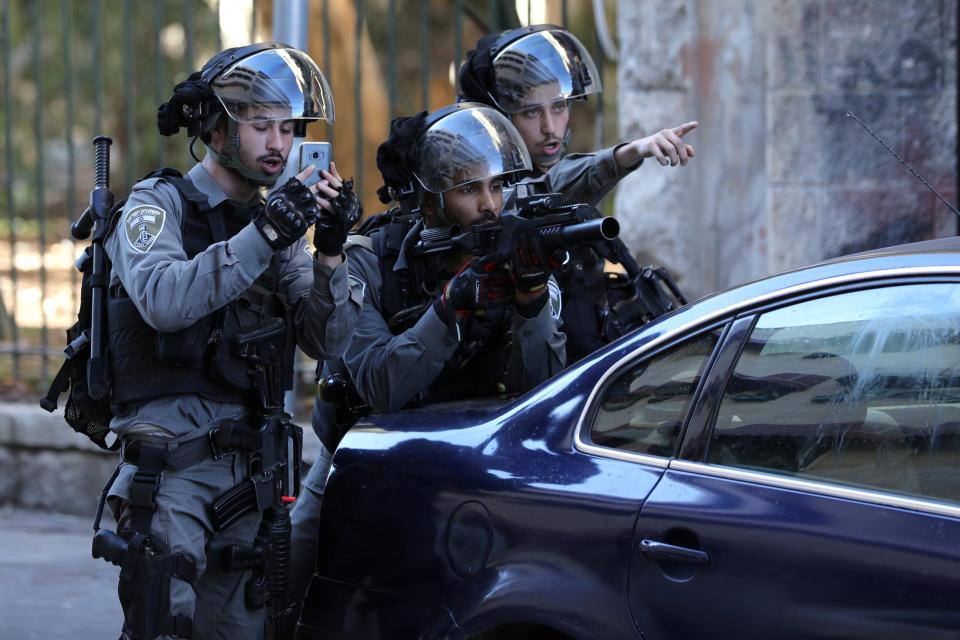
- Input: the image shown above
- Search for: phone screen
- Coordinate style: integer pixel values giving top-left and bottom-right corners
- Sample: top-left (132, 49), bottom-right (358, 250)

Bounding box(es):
top-left (299, 142), bottom-right (331, 187)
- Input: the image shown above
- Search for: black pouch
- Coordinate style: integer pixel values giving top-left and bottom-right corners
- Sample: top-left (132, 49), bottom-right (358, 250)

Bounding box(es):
top-left (156, 317), bottom-right (212, 368)
top-left (61, 322), bottom-right (116, 450)
top-left (207, 306), bottom-right (255, 391)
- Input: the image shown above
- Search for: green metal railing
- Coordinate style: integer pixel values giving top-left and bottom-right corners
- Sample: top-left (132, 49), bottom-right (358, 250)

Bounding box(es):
top-left (0, 0), bottom-right (610, 392)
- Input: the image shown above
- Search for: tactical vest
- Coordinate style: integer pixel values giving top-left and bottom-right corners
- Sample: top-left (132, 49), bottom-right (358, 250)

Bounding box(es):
top-left (107, 171), bottom-right (292, 410)
top-left (366, 208), bottom-right (514, 404)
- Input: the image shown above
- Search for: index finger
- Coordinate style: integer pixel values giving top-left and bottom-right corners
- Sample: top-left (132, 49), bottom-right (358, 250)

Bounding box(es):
top-left (673, 121), bottom-right (699, 137)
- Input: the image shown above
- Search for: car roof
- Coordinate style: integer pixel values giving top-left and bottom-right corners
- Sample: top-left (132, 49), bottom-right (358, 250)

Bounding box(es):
top-left (622, 236), bottom-right (960, 350)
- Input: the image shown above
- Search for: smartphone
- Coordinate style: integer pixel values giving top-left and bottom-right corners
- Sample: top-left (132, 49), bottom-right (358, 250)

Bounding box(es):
top-left (298, 141), bottom-right (332, 187)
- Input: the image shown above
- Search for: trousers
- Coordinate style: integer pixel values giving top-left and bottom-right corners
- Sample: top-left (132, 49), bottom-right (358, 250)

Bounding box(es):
top-left (107, 452), bottom-right (266, 639)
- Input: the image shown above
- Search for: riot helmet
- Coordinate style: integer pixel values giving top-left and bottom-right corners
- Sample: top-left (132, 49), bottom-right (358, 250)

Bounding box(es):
top-left (376, 103), bottom-right (531, 225)
top-left (459, 25), bottom-right (601, 114)
top-left (157, 43), bottom-right (334, 187)
top-left (208, 47), bottom-right (334, 129)
top-left (413, 103), bottom-right (531, 194)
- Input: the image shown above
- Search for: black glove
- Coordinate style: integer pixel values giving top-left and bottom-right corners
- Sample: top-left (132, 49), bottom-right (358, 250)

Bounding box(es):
top-left (510, 230), bottom-right (564, 318)
top-left (314, 178), bottom-right (362, 256)
top-left (433, 256), bottom-right (513, 327)
top-left (511, 229), bottom-right (562, 295)
top-left (254, 177), bottom-right (320, 251)
top-left (157, 72), bottom-right (216, 136)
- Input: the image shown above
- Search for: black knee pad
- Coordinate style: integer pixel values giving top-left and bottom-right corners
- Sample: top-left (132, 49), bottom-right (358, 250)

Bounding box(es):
top-left (115, 531), bottom-right (197, 639)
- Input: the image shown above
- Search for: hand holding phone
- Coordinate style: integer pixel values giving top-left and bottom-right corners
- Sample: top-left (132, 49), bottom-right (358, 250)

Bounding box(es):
top-left (298, 142), bottom-right (331, 187)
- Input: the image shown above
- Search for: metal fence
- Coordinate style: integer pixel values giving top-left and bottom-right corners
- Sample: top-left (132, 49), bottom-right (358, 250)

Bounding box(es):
top-left (0, 0), bottom-right (615, 393)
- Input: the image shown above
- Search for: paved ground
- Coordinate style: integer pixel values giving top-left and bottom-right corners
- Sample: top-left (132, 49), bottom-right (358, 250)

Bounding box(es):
top-left (0, 507), bottom-right (121, 639)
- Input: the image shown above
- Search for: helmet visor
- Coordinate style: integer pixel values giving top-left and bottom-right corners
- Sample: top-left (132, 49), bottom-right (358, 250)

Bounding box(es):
top-left (415, 106), bottom-right (532, 193)
top-left (491, 30), bottom-right (601, 113)
top-left (211, 48), bottom-right (335, 124)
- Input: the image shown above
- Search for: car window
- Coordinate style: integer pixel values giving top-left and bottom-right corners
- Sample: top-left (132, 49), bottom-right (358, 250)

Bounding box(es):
top-left (708, 283), bottom-right (960, 505)
top-left (590, 331), bottom-right (721, 456)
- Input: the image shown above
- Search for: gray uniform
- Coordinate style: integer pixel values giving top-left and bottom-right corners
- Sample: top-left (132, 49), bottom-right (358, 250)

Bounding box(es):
top-left (512, 144), bottom-right (642, 207)
top-left (104, 162), bottom-right (360, 640)
top-left (341, 226), bottom-right (564, 412)
top-left (289, 221), bottom-right (566, 606)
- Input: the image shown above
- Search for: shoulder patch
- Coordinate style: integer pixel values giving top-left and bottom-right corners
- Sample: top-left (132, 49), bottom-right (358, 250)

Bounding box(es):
top-left (548, 278), bottom-right (563, 321)
top-left (347, 273), bottom-right (367, 306)
top-left (124, 204), bottom-right (166, 253)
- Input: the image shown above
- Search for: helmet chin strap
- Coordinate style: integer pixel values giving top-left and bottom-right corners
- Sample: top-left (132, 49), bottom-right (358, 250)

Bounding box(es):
top-left (530, 126), bottom-right (572, 171)
top-left (206, 118), bottom-right (280, 188)
top-left (422, 191), bottom-right (453, 229)
top-left (435, 192), bottom-right (453, 228)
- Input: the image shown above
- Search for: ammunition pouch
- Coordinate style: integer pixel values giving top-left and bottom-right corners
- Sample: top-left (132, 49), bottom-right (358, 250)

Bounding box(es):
top-left (154, 316), bottom-right (213, 369)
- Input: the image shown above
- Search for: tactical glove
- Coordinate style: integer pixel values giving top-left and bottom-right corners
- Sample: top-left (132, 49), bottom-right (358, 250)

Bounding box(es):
top-left (433, 256), bottom-right (513, 327)
top-left (509, 229), bottom-right (562, 295)
top-left (314, 178), bottom-right (362, 256)
top-left (254, 177), bottom-right (320, 251)
top-left (510, 230), bottom-right (565, 318)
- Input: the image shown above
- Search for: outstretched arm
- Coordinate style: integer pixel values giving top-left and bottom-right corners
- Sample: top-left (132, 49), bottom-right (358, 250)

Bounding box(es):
top-left (615, 120), bottom-right (698, 168)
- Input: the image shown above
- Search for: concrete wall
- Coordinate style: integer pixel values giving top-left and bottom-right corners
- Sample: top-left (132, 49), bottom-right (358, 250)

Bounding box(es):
top-left (616, 0), bottom-right (957, 300)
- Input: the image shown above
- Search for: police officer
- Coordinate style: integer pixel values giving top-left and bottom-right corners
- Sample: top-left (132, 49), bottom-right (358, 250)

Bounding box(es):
top-left (102, 43), bottom-right (361, 639)
top-left (458, 25), bottom-right (697, 361)
top-left (288, 102), bottom-right (566, 615)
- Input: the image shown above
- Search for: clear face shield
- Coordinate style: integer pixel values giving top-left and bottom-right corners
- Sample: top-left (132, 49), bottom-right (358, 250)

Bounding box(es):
top-left (208, 47), bottom-right (335, 186)
top-left (491, 30), bottom-right (602, 113)
top-left (211, 48), bottom-right (335, 125)
top-left (414, 106), bottom-right (532, 194)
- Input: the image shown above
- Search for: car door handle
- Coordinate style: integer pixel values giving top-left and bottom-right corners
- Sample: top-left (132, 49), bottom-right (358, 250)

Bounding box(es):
top-left (640, 539), bottom-right (710, 566)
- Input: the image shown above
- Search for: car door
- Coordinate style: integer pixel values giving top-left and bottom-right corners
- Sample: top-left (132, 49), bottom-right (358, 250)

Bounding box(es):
top-left (629, 281), bottom-right (960, 640)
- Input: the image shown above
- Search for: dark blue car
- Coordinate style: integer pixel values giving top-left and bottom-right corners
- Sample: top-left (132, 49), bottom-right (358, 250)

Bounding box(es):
top-left (297, 238), bottom-right (960, 640)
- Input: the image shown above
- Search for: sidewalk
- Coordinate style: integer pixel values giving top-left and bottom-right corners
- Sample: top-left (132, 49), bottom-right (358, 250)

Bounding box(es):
top-left (0, 507), bottom-right (121, 639)
top-left (0, 402), bottom-right (322, 637)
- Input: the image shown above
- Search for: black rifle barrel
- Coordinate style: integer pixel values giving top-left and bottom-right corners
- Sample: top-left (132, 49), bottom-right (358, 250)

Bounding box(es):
top-left (538, 216), bottom-right (620, 251)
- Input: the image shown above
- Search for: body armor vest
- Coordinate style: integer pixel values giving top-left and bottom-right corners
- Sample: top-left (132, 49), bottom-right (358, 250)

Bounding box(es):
top-left (369, 209), bottom-right (514, 404)
top-left (107, 170), bottom-right (292, 410)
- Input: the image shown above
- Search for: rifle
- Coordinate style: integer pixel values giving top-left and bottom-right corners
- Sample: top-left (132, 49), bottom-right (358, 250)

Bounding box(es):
top-left (413, 192), bottom-right (620, 263)
top-left (391, 193), bottom-right (618, 330)
top-left (212, 316), bottom-right (303, 630)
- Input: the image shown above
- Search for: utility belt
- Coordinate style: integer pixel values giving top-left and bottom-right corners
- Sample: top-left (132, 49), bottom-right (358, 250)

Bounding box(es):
top-left (92, 414), bottom-right (303, 638)
top-left (120, 420), bottom-right (261, 469)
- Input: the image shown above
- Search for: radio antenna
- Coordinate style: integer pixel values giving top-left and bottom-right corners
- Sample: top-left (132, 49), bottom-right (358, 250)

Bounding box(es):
top-left (846, 111), bottom-right (960, 218)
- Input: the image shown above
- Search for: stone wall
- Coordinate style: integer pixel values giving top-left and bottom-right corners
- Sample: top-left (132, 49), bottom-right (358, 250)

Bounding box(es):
top-left (0, 405), bottom-right (117, 516)
top-left (616, 0), bottom-right (957, 299)
top-left (0, 404), bottom-right (321, 517)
